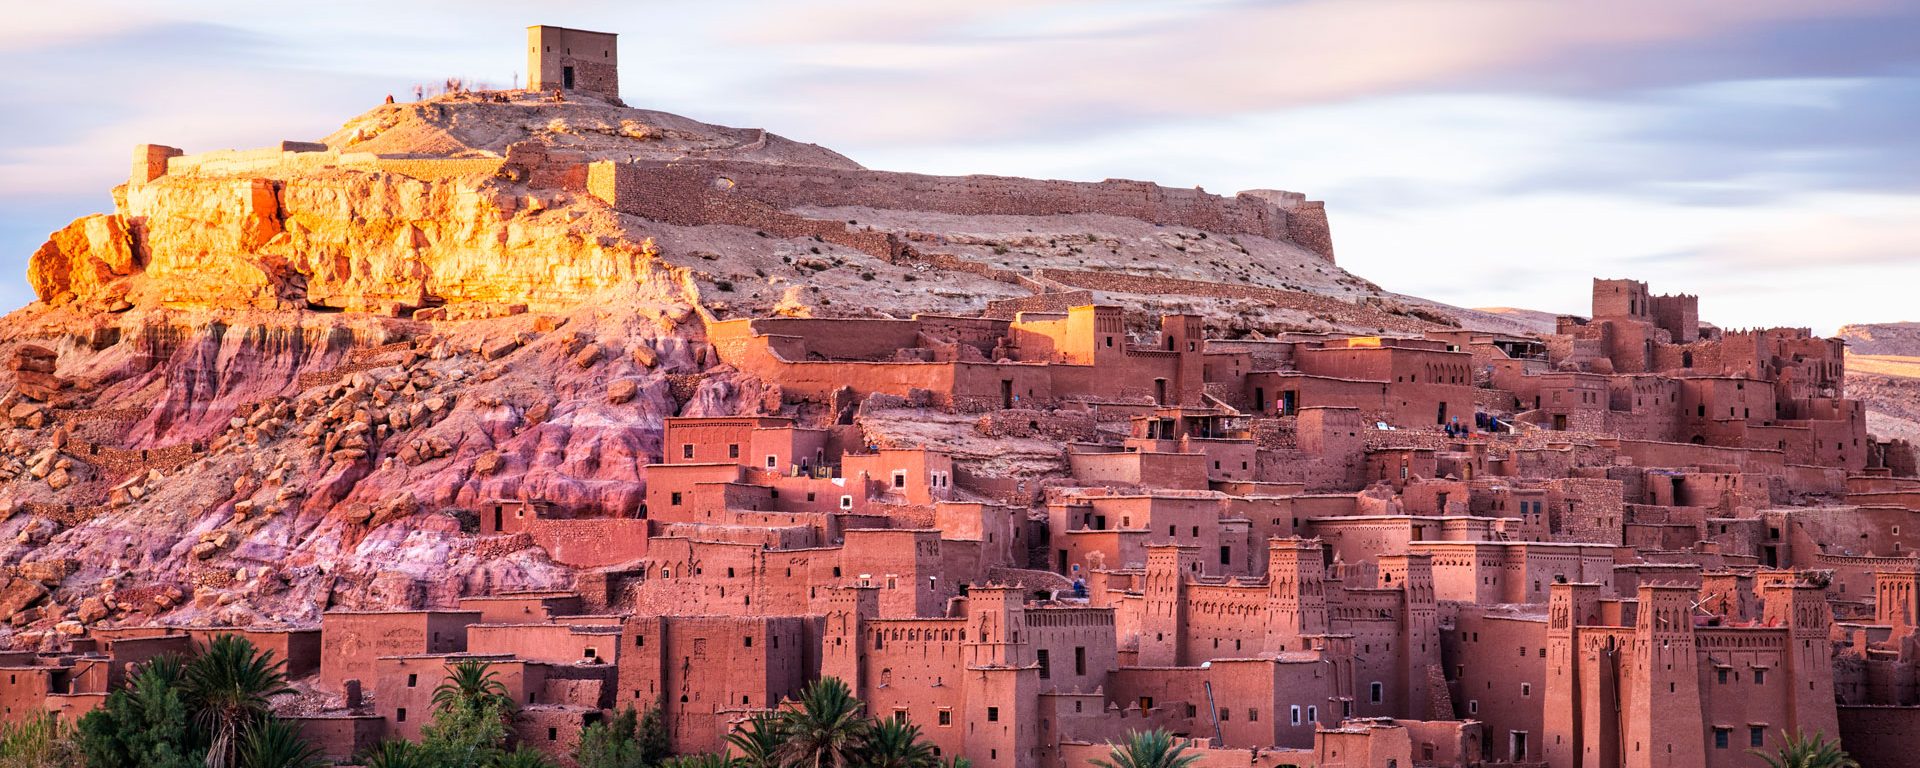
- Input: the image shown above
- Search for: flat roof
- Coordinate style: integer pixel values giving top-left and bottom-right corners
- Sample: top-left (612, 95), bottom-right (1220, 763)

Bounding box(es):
top-left (527, 25), bottom-right (618, 36)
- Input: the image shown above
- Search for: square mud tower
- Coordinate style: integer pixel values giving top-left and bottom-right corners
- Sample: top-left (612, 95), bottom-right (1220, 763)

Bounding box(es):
top-left (528, 25), bottom-right (618, 101)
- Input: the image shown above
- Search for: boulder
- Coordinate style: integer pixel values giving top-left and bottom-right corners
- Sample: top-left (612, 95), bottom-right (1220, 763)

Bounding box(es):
top-left (571, 343), bottom-right (603, 369)
top-left (473, 451), bottom-right (505, 476)
top-left (8, 403), bottom-right (49, 429)
top-left (607, 378), bottom-right (639, 404)
top-left (481, 337), bottom-right (520, 361)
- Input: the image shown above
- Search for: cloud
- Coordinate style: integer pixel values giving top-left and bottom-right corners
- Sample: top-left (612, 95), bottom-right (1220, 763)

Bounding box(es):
top-left (716, 0), bottom-right (1916, 144)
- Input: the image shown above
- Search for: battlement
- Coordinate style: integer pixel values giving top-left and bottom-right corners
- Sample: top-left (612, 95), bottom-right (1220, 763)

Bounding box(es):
top-left (672, 159), bottom-right (1335, 260)
top-left (1592, 277), bottom-right (1700, 341)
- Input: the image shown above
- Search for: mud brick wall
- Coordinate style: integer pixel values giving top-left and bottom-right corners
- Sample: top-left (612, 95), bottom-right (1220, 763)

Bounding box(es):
top-left (1035, 269), bottom-right (1429, 333)
top-left (1283, 199), bottom-right (1334, 260)
top-left (527, 518), bottom-right (651, 568)
top-left (160, 147), bottom-right (507, 184)
top-left (587, 162), bottom-right (904, 262)
top-left (1254, 417), bottom-right (1299, 450)
top-left (684, 160), bottom-right (1314, 251)
top-left (908, 250), bottom-right (1024, 283)
top-left (975, 408), bottom-right (1098, 441)
top-left (985, 290), bottom-right (1098, 319)
top-left (1547, 477), bottom-right (1626, 545)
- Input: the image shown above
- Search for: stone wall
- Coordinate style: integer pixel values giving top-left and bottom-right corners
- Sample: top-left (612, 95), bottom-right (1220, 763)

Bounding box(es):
top-left (1036, 269), bottom-right (1429, 333)
top-left (984, 291), bottom-right (1097, 320)
top-left (587, 162), bottom-right (905, 263)
top-left (677, 159), bottom-right (1334, 261)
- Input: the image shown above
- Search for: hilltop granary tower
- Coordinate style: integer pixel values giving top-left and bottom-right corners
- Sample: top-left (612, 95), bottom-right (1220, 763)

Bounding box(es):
top-left (527, 25), bottom-right (619, 101)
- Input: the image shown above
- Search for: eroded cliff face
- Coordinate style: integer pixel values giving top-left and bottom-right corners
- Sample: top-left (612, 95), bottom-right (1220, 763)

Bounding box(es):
top-left (0, 295), bottom-right (773, 645)
top-left (41, 168), bottom-right (660, 314)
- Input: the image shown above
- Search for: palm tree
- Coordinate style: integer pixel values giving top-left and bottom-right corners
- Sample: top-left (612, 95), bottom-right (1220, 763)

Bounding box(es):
top-left (862, 717), bottom-right (937, 768)
top-left (432, 659), bottom-right (517, 715)
top-left (490, 746), bottom-right (559, 768)
top-left (236, 718), bottom-right (322, 768)
top-left (360, 740), bottom-right (430, 768)
top-left (774, 677), bottom-right (869, 768)
top-left (661, 755), bottom-right (739, 768)
top-left (725, 711), bottom-right (785, 768)
top-left (1751, 730), bottom-right (1859, 768)
top-left (186, 635), bottom-right (294, 768)
top-left (1090, 729), bottom-right (1201, 768)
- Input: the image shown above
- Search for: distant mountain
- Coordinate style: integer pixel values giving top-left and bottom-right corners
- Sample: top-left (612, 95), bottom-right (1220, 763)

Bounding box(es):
top-left (1839, 322), bottom-right (1920, 356)
top-left (1472, 306), bottom-right (1561, 335)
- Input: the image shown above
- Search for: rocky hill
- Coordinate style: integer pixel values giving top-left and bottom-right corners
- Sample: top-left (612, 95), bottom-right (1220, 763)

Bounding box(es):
top-left (1841, 325), bottom-right (1920, 443)
top-left (0, 89), bottom-right (1531, 649)
top-left (1849, 353), bottom-right (1920, 443)
top-left (1839, 322), bottom-right (1920, 357)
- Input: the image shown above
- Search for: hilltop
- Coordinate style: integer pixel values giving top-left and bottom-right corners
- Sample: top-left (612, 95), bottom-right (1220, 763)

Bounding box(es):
top-left (1839, 321), bottom-right (1920, 357)
top-left (0, 88), bottom-right (1518, 644)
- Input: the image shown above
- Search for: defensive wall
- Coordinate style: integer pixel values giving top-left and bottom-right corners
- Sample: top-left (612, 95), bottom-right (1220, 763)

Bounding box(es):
top-left (130, 143), bottom-right (1336, 270)
top-left (135, 143), bottom-right (514, 186)
top-left (679, 159), bottom-right (1334, 261)
top-left (1036, 269), bottom-right (1429, 332)
top-left (586, 161), bottom-right (905, 262)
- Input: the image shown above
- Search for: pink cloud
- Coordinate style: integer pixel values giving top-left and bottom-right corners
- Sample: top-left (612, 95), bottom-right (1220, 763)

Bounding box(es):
top-left (723, 0), bottom-right (1902, 143)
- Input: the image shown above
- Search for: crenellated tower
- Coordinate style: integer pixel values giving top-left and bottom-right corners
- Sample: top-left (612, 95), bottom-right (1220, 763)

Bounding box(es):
top-left (1264, 538), bottom-right (1329, 654)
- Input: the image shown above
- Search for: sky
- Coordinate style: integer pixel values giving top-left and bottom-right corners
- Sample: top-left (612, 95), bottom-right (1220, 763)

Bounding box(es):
top-left (4, 0), bottom-right (1918, 334)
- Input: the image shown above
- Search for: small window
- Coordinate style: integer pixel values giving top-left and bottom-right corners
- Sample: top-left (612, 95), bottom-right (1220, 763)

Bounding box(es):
top-left (840, 496), bottom-right (853, 510)
top-left (1714, 728), bottom-right (1730, 749)
top-left (1754, 669), bottom-right (1767, 685)
top-left (728, 444), bottom-right (740, 459)
top-left (938, 709), bottom-right (952, 726)
top-left (407, 673), bottom-right (417, 687)
top-left (987, 707), bottom-right (999, 722)
top-left (671, 492), bottom-right (682, 506)
top-left (1370, 682), bottom-right (1383, 703)
top-left (397, 708), bottom-right (408, 723)
top-left (744, 636), bottom-right (753, 647)
top-left (1290, 705), bottom-right (1301, 725)
top-left (682, 444), bottom-right (694, 459)
top-left (1750, 727), bottom-right (1764, 748)
top-left (893, 471), bottom-right (907, 489)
